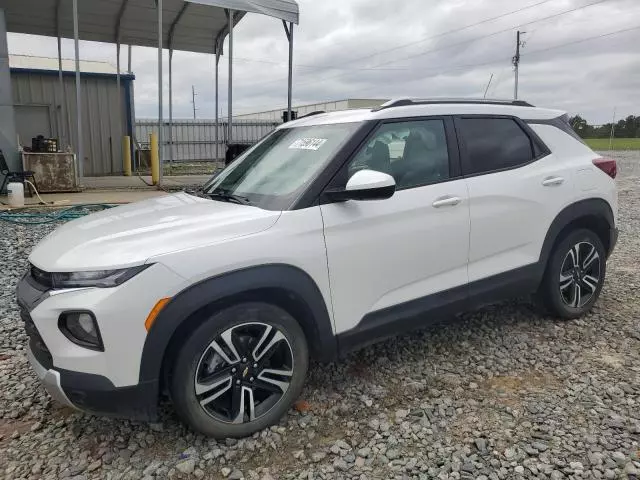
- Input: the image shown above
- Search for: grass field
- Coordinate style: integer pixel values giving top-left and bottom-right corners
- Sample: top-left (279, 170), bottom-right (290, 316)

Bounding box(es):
top-left (584, 138), bottom-right (640, 150)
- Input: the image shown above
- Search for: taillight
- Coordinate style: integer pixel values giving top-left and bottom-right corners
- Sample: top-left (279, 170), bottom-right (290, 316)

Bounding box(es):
top-left (593, 158), bottom-right (617, 179)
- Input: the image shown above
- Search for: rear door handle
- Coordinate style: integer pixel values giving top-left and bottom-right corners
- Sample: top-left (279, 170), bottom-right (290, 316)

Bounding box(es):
top-left (542, 176), bottom-right (564, 186)
top-left (432, 195), bottom-right (461, 208)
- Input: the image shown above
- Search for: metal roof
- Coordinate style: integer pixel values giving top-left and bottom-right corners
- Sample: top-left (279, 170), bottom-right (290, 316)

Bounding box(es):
top-left (3, 0), bottom-right (298, 54)
top-left (189, 0), bottom-right (298, 24)
top-left (9, 54), bottom-right (119, 74)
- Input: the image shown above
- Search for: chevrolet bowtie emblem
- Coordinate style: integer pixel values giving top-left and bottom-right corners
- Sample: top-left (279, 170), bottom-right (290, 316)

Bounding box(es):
top-left (242, 367), bottom-right (249, 378)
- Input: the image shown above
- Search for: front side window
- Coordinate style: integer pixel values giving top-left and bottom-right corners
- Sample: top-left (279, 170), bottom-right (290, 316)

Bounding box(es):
top-left (458, 118), bottom-right (534, 175)
top-left (204, 122), bottom-right (361, 210)
top-left (347, 119), bottom-right (450, 190)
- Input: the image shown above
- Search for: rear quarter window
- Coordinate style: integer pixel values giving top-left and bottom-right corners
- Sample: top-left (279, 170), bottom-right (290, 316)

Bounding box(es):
top-left (527, 115), bottom-right (586, 145)
top-left (457, 117), bottom-right (535, 175)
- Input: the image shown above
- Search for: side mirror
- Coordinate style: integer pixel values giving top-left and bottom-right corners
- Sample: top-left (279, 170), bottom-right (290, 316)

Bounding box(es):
top-left (325, 169), bottom-right (396, 202)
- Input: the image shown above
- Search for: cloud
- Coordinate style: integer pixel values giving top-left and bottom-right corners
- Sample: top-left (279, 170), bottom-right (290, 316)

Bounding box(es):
top-left (6, 0), bottom-right (640, 123)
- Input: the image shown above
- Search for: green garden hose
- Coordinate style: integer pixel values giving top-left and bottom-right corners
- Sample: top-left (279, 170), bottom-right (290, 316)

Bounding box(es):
top-left (0, 204), bottom-right (116, 225)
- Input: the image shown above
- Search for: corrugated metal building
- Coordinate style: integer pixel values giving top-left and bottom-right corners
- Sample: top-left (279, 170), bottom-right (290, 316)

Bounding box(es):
top-left (234, 98), bottom-right (388, 121)
top-left (9, 55), bottom-right (134, 176)
top-left (135, 118), bottom-right (279, 163)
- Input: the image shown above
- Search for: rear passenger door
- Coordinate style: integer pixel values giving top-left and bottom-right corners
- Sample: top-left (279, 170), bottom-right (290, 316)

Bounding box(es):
top-left (455, 116), bottom-right (573, 284)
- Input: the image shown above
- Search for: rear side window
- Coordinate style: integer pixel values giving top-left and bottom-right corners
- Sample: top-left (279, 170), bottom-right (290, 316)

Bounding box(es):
top-left (458, 118), bottom-right (534, 175)
top-left (528, 114), bottom-right (586, 144)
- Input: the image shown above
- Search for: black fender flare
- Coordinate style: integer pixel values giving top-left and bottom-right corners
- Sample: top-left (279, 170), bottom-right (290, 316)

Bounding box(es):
top-left (139, 264), bottom-right (337, 385)
top-left (538, 198), bottom-right (615, 274)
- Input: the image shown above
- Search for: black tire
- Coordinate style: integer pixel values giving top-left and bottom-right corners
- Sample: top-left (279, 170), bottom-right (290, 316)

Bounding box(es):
top-left (539, 228), bottom-right (606, 319)
top-left (170, 302), bottom-right (309, 438)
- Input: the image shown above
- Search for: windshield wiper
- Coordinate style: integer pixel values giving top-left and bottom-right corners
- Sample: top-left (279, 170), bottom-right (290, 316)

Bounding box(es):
top-left (207, 191), bottom-right (252, 205)
top-left (184, 187), bottom-right (208, 198)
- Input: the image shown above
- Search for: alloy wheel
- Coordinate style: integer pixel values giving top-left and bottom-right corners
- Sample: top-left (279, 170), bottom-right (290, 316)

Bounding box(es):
top-left (559, 241), bottom-right (601, 309)
top-left (194, 322), bottom-right (294, 424)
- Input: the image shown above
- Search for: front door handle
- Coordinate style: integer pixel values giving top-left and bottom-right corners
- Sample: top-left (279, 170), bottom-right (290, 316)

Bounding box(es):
top-left (432, 195), bottom-right (461, 208)
top-left (542, 176), bottom-right (564, 186)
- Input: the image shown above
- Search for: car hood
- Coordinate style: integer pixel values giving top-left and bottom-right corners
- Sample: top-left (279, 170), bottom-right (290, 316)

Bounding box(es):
top-left (29, 192), bottom-right (281, 271)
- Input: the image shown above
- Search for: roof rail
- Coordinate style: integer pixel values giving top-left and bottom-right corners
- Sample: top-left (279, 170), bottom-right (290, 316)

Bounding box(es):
top-left (296, 110), bottom-right (326, 120)
top-left (373, 98), bottom-right (534, 111)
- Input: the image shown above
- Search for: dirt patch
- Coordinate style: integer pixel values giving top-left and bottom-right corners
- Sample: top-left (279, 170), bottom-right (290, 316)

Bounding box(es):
top-left (591, 352), bottom-right (626, 369)
top-left (0, 418), bottom-right (35, 447)
top-left (475, 372), bottom-right (563, 409)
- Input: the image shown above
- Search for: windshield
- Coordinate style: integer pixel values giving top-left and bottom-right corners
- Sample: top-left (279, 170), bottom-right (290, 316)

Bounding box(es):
top-left (204, 122), bottom-right (362, 210)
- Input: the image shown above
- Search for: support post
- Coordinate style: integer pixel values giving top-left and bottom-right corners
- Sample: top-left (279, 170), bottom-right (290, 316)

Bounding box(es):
top-left (72, 0), bottom-right (84, 180)
top-left (168, 48), bottom-right (173, 172)
top-left (227, 9), bottom-right (233, 145)
top-left (157, 0), bottom-right (163, 186)
top-left (116, 41), bottom-right (122, 174)
top-left (56, 0), bottom-right (68, 149)
top-left (150, 132), bottom-right (159, 184)
top-left (123, 136), bottom-right (131, 176)
top-left (283, 21), bottom-right (293, 122)
top-left (215, 49), bottom-right (220, 163)
top-left (0, 8), bottom-right (19, 172)
top-left (127, 44), bottom-right (134, 169)
top-left (57, 35), bottom-right (67, 148)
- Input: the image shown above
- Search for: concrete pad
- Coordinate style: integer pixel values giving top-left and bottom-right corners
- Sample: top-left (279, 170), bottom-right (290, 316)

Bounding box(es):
top-left (1, 189), bottom-right (168, 209)
top-left (1, 174), bottom-right (211, 209)
top-left (81, 175), bottom-right (210, 189)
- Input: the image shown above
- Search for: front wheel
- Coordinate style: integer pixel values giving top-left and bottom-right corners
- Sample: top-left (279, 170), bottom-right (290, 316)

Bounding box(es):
top-left (170, 302), bottom-right (309, 438)
top-left (539, 228), bottom-right (606, 319)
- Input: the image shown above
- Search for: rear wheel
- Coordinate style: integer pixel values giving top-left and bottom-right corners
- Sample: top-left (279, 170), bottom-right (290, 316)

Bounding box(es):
top-left (539, 228), bottom-right (606, 319)
top-left (170, 302), bottom-right (308, 438)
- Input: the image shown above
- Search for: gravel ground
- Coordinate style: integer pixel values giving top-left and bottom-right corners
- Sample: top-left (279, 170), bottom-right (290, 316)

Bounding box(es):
top-left (1, 152), bottom-right (639, 480)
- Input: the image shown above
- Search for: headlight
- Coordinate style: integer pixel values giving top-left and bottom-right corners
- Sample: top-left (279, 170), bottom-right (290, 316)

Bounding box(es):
top-left (31, 264), bottom-right (150, 289)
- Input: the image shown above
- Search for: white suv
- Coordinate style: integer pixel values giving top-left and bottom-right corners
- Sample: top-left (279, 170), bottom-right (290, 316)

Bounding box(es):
top-left (18, 99), bottom-right (618, 438)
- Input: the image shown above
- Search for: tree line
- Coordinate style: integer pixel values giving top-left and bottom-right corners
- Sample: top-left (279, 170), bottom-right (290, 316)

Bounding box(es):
top-left (568, 115), bottom-right (640, 139)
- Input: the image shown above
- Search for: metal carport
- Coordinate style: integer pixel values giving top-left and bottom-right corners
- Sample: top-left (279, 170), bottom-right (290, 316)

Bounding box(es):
top-left (1, 0), bottom-right (299, 186)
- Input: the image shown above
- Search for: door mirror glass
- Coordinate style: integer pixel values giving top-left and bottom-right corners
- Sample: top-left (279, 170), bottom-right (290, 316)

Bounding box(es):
top-left (326, 169), bottom-right (396, 202)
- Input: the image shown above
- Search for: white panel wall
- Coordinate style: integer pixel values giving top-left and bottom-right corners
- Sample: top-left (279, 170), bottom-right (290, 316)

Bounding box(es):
top-left (135, 119), bottom-right (279, 163)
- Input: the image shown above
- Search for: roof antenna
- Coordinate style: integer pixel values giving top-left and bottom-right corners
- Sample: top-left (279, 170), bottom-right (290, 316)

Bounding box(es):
top-left (483, 73), bottom-right (494, 99)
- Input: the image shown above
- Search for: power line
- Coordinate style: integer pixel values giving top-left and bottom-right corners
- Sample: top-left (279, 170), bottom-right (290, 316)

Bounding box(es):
top-left (333, 24), bottom-right (640, 100)
top-left (522, 24), bottom-right (640, 56)
top-left (302, 0), bottom-right (557, 70)
top-left (292, 0), bottom-right (613, 89)
top-left (228, 0), bottom-right (558, 75)
top-left (241, 22), bottom-right (638, 113)
top-left (239, 0), bottom-right (613, 92)
top-left (233, 56), bottom-right (408, 71)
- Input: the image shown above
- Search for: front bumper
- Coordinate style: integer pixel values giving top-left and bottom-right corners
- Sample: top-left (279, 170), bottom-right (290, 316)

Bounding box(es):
top-left (17, 271), bottom-right (166, 421)
top-left (26, 342), bottom-right (76, 409)
top-left (26, 340), bottom-right (159, 420)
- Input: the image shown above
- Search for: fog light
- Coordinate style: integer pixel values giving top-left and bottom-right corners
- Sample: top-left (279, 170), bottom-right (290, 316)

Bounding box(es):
top-left (59, 312), bottom-right (103, 351)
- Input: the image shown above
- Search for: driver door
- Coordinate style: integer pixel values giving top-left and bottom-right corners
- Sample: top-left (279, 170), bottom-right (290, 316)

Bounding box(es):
top-left (319, 117), bottom-right (470, 342)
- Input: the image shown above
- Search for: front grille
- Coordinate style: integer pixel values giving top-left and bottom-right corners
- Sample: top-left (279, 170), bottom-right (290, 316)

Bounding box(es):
top-left (20, 305), bottom-right (53, 370)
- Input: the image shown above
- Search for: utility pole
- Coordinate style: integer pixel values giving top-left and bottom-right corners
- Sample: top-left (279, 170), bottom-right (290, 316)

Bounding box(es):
top-left (191, 85), bottom-right (198, 119)
top-left (512, 30), bottom-right (525, 100)
top-left (608, 107), bottom-right (617, 151)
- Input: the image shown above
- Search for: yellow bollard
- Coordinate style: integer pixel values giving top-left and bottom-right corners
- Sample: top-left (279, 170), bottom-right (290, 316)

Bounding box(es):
top-left (150, 132), bottom-right (159, 185)
top-left (123, 136), bottom-right (132, 176)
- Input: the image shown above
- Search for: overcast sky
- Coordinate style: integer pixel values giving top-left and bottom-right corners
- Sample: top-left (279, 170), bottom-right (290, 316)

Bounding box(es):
top-left (7, 0), bottom-right (640, 123)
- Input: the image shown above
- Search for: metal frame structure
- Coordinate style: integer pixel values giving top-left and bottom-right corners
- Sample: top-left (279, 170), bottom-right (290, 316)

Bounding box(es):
top-left (1, 0), bottom-right (299, 186)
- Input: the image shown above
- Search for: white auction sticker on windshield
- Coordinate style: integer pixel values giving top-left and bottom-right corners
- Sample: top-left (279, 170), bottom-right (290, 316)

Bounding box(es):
top-left (289, 138), bottom-right (327, 150)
